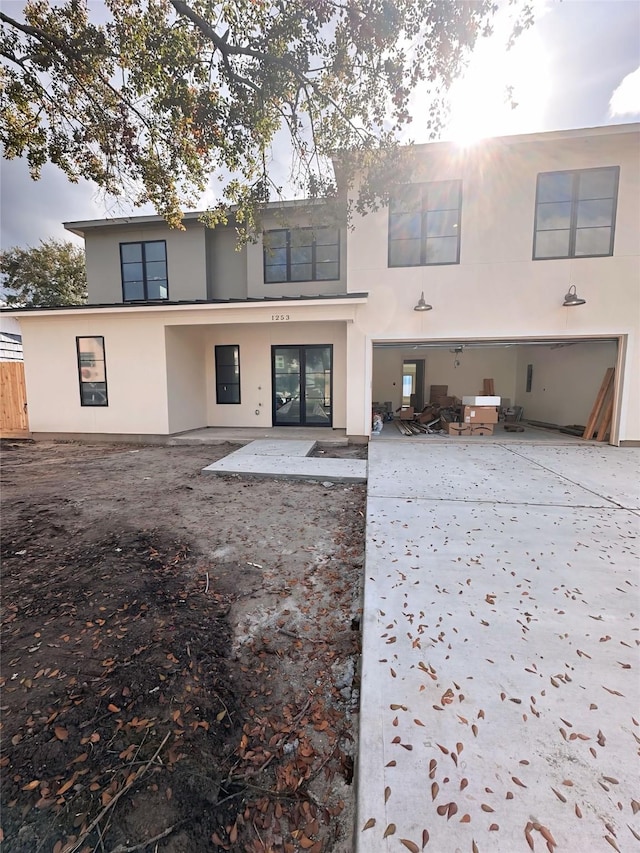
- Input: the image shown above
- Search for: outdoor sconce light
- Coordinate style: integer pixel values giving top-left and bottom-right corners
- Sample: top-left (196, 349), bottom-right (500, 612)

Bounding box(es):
top-left (413, 291), bottom-right (433, 312)
top-left (563, 285), bottom-right (586, 306)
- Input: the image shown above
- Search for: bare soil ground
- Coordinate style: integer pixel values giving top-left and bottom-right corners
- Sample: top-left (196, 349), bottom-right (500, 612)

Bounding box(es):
top-left (0, 441), bottom-right (366, 853)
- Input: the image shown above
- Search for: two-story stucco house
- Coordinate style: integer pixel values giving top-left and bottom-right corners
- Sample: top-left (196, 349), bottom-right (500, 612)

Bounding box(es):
top-left (6, 122), bottom-right (640, 444)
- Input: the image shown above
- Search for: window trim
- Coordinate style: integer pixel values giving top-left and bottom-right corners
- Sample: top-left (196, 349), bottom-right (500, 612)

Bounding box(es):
top-left (215, 345), bottom-right (241, 405)
top-left (120, 240), bottom-right (169, 301)
top-left (532, 166), bottom-right (619, 261)
top-left (76, 336), bottom-right (108, 407)
top-left (388, 180), bottom-right (463, 268)
top-left (263, 227), bottom-right (340, 283)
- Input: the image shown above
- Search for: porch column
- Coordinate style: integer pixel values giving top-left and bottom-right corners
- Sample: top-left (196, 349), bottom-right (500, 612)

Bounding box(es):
top-left (346, 323), bottom-right (370, 439)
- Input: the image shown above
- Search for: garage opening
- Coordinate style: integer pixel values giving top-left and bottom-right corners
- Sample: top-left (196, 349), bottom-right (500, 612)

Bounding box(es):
top-left (372, 337), bottom-right (619, 444)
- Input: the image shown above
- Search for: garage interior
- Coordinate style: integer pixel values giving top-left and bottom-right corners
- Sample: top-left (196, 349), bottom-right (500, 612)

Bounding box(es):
top-left (371, 337), bottom-right (619, 443)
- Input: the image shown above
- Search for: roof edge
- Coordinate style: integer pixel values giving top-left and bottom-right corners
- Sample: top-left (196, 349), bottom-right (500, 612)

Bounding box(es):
top-left (2, 292), bottom-right (369, 317)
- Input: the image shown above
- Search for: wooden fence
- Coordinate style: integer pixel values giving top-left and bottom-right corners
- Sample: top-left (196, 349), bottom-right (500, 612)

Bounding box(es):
top-left (0, 362), bottom-right (30, 438)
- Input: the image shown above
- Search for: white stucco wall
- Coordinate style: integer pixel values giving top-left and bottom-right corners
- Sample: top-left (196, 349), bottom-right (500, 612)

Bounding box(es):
top-left (200, 321), bottom-right (348, 429)
top-left (15, 299), bottom-right (360, 436)
top-left (346, 125), bottom-right (640, 442)
top-left (165, 327), bottom-right (208, 433)
top-left (20, 314), bottom-right (170, 434)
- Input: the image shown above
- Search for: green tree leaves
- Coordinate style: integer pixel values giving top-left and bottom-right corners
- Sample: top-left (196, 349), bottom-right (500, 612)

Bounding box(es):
top-left (0, 239), bottom-right (87, 307)
top-left (0, 0), bottom-right (519, 233)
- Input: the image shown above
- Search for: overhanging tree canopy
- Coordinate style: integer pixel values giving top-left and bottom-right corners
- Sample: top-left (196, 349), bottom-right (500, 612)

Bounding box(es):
top-left (0, 0), bottom-right (531, 233)
top-left (0, 239), bottom-right (87, 307)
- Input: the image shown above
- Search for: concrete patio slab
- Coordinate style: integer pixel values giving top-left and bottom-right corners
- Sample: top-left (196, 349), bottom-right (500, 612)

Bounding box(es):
top-left (202, 452), bottom-right (367, 482)
top-left (231, 439), bottom-right (316, 457)
top-left (357, 444), bottom-right (640, 853)
top-left (170, 426), bottom-right (348, 445)
top-left (367, 442), bottom-right (626, 508)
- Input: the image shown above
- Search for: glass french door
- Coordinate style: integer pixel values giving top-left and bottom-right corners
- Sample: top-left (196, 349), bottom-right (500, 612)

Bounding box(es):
top-left (272, 345), bottom-right (333, 426)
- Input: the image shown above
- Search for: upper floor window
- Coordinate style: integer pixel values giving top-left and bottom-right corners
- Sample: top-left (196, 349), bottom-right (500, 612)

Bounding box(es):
top-left (77, 336), bottom-right (108, 406)
top-left (263, 228), bottom-right (340, 283)
top-left (533, 167), bottom-right (619, 259)
top-left (389, 180), bottom-right (462, 267)
top-left (120, 241), bottom-right (168, 301)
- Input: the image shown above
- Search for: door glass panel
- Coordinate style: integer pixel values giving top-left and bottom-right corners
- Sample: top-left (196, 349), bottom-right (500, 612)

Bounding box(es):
top-left (274, 348), bottom-right (301, 424)
top-left (304, 347), bottom-right (332, 424)
top-left (273, 346), bottom-right (332, 426)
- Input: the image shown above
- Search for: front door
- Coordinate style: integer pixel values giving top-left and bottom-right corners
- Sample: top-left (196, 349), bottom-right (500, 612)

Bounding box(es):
top-left (272, 345), bottom-right (333, 426)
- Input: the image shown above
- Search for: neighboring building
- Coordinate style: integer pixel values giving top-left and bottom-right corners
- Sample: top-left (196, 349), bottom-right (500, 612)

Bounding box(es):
top-left (0, 313), bottom-right (23, 361)
top-left (4, 123), bottom-right (640, 444)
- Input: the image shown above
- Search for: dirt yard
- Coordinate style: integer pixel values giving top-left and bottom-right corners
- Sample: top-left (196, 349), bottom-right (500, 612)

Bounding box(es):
top-left (0, 440), bottom-right (367, 853)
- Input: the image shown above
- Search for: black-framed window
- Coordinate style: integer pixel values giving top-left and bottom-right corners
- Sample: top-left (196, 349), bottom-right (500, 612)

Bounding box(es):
top-left (389, 180), bottom-right (462, 267)
top-left (263, 228), bottom-right (340, 283)
top-left (533, 167), bottom-right (619, 259)
top-left (120, 240), bottom-right (168, 301)
top-left (215, 345), bottom-right (240, 404)
top-left (76, 336), bottom-right (108, 407)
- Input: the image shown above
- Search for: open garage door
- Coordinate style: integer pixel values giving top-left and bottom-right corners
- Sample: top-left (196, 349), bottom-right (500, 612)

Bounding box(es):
top-left (372, 337), bottom-right (620, 444)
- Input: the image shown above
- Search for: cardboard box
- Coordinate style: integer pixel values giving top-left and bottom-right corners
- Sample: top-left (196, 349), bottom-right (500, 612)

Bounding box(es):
top-left (445, 422), bottom-right (471, 436)
top-left (399, 407), bottom-right (415, 420)
top-left (463, 405), bottom-right (498, 424)
top-left (462, 395), bottom-right (501, 406)
top-left (470, 424), bottom-right (494, 436)
top-left (430, 385), bottom-right (448, 402)
top-left (434, 395), bottom-right (457, 407)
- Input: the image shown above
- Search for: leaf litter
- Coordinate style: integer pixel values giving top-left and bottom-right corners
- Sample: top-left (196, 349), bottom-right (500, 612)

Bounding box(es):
top-left (0, 441), bottom-right (366, 852)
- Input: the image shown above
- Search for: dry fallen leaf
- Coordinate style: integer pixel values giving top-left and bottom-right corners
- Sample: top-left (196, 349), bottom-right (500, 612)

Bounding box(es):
top-left (422, 829), bottom-right (429, 848)
top-left (384, 786), bottom-right (391, 803)
top-left (22, 780), bottom-right (40, 791)
top-left (383, 823), bottom-right (396, 838)
top-left (54, 726), bottom-right (68, 741)
top-left (400, 841), bottom-right (419, 853)
top-left (361, 818), bottom-right (375, 831)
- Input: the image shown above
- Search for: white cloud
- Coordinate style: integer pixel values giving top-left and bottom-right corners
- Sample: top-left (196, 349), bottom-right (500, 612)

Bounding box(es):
top-left (609, 66), bottom-right (640, 117)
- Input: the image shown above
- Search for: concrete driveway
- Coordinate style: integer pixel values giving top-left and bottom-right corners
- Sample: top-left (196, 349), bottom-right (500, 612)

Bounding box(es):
top-left (357, 441), bottom-right (639, 853)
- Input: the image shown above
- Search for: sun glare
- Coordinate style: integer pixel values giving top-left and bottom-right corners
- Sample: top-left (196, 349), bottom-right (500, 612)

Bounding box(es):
top-left (444, 8), bottom-right (551, 146)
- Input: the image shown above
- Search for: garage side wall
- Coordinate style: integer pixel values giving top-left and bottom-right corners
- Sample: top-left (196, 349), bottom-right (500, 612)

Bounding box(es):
top-left (21, 315), bottom-right (170, 434)
top-left (514, 342), bottom-right (618, 428)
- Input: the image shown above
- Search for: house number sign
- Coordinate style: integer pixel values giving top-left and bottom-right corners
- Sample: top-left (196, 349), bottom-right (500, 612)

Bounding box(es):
top-left (271, 314), bottom-right (290, 321)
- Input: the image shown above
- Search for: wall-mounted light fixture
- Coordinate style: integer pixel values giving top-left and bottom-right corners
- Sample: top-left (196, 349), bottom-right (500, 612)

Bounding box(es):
top-left (413, 291), bottom-right (433, 312)
top-left (563, 285), bottom-right (586, 306)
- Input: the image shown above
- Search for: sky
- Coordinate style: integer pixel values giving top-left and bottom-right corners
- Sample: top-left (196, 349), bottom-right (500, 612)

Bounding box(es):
top-left (1, 0), bottom-right (639, 251)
